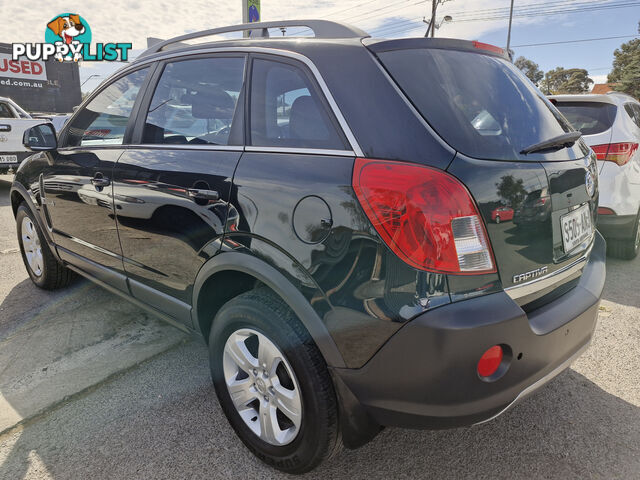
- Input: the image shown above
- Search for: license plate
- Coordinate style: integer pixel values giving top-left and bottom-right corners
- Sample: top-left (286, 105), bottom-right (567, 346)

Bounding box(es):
top-left (0, 155), bottom-right (17, 163)
top-left (561, 204), bottom-right (592, 253)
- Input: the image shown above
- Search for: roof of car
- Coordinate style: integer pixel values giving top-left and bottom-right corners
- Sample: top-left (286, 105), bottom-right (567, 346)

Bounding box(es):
top-left (549, 93), bottom-right (639, 106)
top-left (133, 19), bottom-right (510, 66)
top-left (549, 94), bottom-right (619, 105)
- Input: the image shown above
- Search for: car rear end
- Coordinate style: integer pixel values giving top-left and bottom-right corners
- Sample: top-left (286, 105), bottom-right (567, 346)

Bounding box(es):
top-left (334, 38), bottom-right (605, 428)
top-left (551, 94), bottom-right (640, 256)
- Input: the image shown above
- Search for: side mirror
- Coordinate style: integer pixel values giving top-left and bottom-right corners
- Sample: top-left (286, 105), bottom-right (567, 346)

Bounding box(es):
top-left (23, 123), bottom-right (57, 152)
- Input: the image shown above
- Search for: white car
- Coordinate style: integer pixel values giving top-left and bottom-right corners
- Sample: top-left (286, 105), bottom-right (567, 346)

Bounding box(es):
top-left (0, 96), bottom-right (52, 174)
top-left (551, 92), bottom-right (640, 259)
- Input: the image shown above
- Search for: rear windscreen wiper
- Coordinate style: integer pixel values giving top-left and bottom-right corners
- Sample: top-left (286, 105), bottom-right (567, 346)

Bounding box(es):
top-left (520, 131), bottom-right (582, 155)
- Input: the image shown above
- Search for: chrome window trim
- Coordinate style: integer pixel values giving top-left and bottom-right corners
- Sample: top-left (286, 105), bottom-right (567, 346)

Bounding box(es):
top-left (119, 46), bottom-right (364, 157)
top-left (504, 240), bottom-right (594, 301)
top-left (123, 144), bottom-right (244, 152)
top-left (245, 146), bottom-right (355, 157)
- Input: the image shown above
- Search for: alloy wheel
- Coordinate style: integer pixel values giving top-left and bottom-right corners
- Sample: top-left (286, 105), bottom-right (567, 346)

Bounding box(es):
top-left (21, 217), bottom-right (43, 277)
top-left (223, 328), bottom-right (302, 446)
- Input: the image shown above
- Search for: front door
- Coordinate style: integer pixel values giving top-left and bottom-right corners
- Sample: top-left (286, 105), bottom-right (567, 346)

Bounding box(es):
top-left (112, 55), bottom-right (246, 317)
top-left (44, 67), bottom-right (150, 290)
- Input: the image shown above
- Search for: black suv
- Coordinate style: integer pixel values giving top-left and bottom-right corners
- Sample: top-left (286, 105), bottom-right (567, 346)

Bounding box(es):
top-left (11, 20), bottom-right (605, 474)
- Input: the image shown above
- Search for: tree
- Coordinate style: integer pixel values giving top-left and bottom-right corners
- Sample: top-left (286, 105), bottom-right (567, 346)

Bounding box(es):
top-left (540, 67), bottom-right (593, 95)
top-left (514, 56), bottom-right (544, 86)
top-left (608, 22), bottom-right (640, 99)
top-left (496, 175), bottom-right (527, 209)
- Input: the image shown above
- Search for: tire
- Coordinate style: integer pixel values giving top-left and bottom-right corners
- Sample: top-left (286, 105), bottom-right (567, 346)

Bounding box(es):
top-left (495, 215), bottom-right (501, 224)
top-left (209, 289), bottom-right (341, 474)
top-left (16, 203), bottom-right (75, 289)
top-left (606, 209), bottom-right (640, 260)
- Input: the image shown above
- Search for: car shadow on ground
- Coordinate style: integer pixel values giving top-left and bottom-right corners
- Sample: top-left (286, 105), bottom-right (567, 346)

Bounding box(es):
top-left (0, 340), bottom-right (638, 480)
top-left (601, 253), bottom-right (639, 308)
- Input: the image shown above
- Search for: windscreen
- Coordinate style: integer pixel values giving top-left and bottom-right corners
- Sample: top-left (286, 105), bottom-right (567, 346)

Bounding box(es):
top-left (378, 48), bottom-right (579, 161)
top-left (554, 102), bottom-right (617, 136)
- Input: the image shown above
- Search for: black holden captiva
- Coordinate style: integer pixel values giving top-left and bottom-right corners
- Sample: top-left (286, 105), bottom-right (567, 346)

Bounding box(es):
top-left (11, 20), bottom-right (605, 474)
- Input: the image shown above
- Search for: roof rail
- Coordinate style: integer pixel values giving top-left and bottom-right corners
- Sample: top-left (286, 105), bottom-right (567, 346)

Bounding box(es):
top-left (139, 20), bottom-right (369, 58)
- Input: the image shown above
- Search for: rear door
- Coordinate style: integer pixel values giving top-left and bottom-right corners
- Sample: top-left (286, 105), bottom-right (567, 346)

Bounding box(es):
top-left (112, 54), bottom-right (246, 320)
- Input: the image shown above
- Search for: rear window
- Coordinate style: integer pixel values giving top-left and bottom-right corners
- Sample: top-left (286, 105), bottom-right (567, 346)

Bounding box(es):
top-left (554, 102), bottom-right (617, 135)
top-left (378, 48), bottom-right (578, 161)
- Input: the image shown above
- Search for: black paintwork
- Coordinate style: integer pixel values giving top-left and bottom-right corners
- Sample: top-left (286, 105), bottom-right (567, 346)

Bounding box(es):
top-left (10, 34), bottom-right (606, 443)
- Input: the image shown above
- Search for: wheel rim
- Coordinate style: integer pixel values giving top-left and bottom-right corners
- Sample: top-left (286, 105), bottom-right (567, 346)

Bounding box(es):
top-left (21, 216), bottom-right (43, 277)
top-left (223, 328), bottom-right (302, 446)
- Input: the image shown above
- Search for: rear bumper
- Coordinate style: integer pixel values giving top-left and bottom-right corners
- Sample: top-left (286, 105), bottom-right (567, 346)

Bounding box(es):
top-left (597, 213), bottom-right (637, 240)
top-left (334, 232), bottom-right (605, 430)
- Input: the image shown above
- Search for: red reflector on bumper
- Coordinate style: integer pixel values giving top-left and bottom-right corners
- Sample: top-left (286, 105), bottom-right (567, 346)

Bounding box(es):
top-left (478, 345), bottom-right (503, 378)
top-left (597, 207), bottom-right (616, 215)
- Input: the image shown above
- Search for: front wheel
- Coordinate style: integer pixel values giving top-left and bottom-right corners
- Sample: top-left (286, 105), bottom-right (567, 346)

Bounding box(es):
top-left (209, 289), bottom-right (341, 474)
top-left (16, 203), bottom-right (75, 289)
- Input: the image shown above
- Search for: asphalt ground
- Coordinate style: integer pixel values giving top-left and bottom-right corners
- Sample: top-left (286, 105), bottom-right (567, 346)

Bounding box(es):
top-left (0, 174), bottom-right (639, 479)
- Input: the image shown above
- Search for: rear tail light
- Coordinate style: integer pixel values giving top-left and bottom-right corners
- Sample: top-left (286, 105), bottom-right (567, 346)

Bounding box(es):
top-left (533, 196), bottom-right (549, 207)
top-left (597, 207), bottom-right (616, 215)
top-left (352, 158), bottom-right (496, 275)
top-left (591, 142), bottom-right (639, 166)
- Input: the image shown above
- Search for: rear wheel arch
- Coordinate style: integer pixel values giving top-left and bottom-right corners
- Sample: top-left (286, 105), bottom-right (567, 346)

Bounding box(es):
top-left (192, 252), bottom-right (346, 369)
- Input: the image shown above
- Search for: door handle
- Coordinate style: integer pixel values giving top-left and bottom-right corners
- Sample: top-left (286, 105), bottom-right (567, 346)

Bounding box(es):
top-left (91, 175), bottom-right (110, 188)
top-left (187, 188), bottom-right (219, 201)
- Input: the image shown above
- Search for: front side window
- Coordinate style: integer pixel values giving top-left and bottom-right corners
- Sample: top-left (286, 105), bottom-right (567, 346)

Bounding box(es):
top-left (65, 68), bottom-right (148, 147)
top-left (142, 57), bottom-right (245, 146)
top-left (250, 58), bottom-right (346, 150)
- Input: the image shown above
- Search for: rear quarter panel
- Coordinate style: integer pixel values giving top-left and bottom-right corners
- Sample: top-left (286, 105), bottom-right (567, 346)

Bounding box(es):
top-left (228, 151), bottom-right (450, 368)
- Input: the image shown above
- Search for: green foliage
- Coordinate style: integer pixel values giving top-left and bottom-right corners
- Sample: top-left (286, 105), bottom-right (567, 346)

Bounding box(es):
top-left (514, 56), bottom-right (544, 86)
top-left (496, 175), bottom-right (527, 209)
top-left (607, 23), bottom-right (640, 99)
top-left (540, 67), bottom-right (593, 95)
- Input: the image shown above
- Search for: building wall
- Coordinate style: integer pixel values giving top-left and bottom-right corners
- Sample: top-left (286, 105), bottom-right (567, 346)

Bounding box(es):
top-left (0, 43), bottom-right (82, 114)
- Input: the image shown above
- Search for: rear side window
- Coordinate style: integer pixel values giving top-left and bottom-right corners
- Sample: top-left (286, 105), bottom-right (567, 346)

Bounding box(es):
top-left (250, 58), bottom-right (346, 150)
top-left (624, 103), bottom-right (640, 128)
top-left (555, 102), bottom-right (617, 135)
top-left (378, 48), bottom-right (576, 161)
top-left (143, 57), bottom-right (245, 146)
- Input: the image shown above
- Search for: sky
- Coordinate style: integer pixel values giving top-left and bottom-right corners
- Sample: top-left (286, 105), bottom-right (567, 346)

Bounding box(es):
top-left (0, 0), bottom-right (637, 92)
